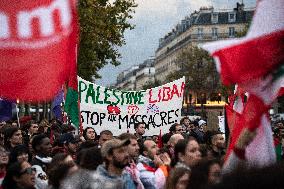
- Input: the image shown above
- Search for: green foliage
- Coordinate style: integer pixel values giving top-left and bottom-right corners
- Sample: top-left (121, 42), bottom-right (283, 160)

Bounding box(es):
top-left (167, 46), bottom-right (219, 93)
top-left (78, 0), bottom-right (137, 81)
top-left (236, 23), bottom-right (250, 37)
top-left (219, 84), bottom-right (234, 102)
top-left (166, 46), bottom-right (233, 101)
top-left (165, 23), bottom-right (251, 102)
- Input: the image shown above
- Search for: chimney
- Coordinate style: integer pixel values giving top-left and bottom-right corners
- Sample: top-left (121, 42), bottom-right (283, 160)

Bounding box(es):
top-left (235, 2), bottom-right (245, 12)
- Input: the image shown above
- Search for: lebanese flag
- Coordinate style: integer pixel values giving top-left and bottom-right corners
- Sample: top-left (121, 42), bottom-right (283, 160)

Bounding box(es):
top-left (202, 0), bottom-right (284, 95)
top-left (0, 0), bottom-right (78, 102)
top-left (223, 88), bottom-right (276, 173)
top-left (201, 0), bottom-right (284, 171)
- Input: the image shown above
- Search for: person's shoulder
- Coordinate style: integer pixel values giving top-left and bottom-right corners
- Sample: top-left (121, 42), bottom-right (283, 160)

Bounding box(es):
top-left (136, 162), bottom-right (145, 170)
top-left (31, 158), bottom-right (41, 166)
top-left (61, 169), bottom-right (94, 189)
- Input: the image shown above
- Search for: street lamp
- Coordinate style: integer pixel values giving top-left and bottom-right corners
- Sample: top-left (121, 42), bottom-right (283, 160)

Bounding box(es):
top-left (201, 93), bottom-right (206, 119)
top-left (218, 93), bottom-right (221, 103)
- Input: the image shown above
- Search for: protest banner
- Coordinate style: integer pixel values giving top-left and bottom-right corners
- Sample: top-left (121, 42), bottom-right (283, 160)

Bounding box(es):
top-left (0, 0), bottom-right (78, 101)
top-left (78, 77), bottom-right (185, 135)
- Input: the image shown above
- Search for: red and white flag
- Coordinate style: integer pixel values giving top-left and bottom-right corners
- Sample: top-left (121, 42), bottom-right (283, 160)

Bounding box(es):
top-left (202, 0), bottom-right (284, 90)
top-left (202, 0), bottom-right (284, 170)
top-left (224, 86), bottom-right (276, 172)
top-left (0, 0), bottom-right (78, 102)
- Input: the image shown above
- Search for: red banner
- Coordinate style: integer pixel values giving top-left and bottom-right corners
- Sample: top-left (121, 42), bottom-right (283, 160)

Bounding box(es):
top-left (0, 0), bottom-right (78, 102)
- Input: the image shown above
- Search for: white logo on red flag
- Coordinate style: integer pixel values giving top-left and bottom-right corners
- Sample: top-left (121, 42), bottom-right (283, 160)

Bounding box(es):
top-left (0, 0), bottom-right (73, 48)
top-left (0, 0), bottom-right (78, 102)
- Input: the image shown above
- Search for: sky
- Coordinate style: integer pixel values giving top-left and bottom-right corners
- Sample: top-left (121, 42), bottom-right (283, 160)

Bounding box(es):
top-left (96, 0), bottom-right (256, 86)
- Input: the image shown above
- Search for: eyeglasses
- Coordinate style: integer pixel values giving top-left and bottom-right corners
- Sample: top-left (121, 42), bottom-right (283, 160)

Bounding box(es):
top-left (20, 167), bottom-right (36, 175)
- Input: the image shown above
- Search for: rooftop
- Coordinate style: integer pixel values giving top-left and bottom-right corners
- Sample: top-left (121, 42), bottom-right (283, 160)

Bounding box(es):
top-left (157, 3), bottom-right (254, 51)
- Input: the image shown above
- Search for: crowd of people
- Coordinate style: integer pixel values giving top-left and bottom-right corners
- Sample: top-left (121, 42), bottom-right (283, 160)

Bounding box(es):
top-left (0, 116), bottom-right (283, 189)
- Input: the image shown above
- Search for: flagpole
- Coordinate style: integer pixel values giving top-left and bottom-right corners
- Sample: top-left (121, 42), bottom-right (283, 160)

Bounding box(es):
top-left (16, 99), bottom-right (20, 128)
top-left (75, 43), bottom-right (83, 135)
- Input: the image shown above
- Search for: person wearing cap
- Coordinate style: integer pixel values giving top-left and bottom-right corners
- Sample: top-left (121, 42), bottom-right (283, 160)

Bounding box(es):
top-left (62, 138), bottom-right (135, 189)
top-left (95, 138), bottom-right (136, 188)
top-left (61, 139), bottom-right (136, 189)
top-left (198, 120), bottom-right (207, 131)
top-left (207, 130), bottom-right (226, 160)
top-left (59, 133), bottom-right (80, 160)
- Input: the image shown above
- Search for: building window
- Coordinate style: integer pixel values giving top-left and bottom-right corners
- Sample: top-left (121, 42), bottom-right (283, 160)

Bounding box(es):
top-left (211, 13), bottom-right (218, 24)
top-left (212, 27), bottom-right (218, 39)
top-left (229, 27), bottom-right (235, 37)
top-left (228, 12), bottom-right (236, 22)
top-left (198, 28), bottom-right (203, 39)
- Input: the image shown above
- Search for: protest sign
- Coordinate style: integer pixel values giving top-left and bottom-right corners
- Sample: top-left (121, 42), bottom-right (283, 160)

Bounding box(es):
top-left (78, 77), bottom-right (185, 135)
top-left (218, 115), bottom-right (225, 134)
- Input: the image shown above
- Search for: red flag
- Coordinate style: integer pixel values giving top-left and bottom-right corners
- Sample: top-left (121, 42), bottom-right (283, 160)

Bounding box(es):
top-left (213, 31), bottom-right (284, 85)
top-left (224, 105), bottom-right (242, 162)
top-left (158, 129), bottom-right (163, 148)
top-left (202, 0), bottom-right (283, 170)
top-left (278, 88), bottom-right (284, 97)
top-left (0, 0), bottom-right (78, 102)
top-left (202, 0), bottom-right (284, 93)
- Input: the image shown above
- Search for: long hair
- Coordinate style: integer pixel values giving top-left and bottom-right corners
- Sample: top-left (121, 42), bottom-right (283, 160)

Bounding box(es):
top-left (48, 154), bottom-right (76, 189)
top-left (83, 127), bottom-right (97, 141)
top-left (80, 147), bottom-right (103, 170)
top-left (2, 161), bottom-right (23, 189)
top-left (187, 159), bottom-right (221, 189)
top-left (165, 167), bottom-right (191, 189)
top-left (172, 137), bottom-right (197, 167)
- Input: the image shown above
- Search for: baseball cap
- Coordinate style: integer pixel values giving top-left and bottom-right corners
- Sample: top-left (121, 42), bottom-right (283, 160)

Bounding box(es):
top-left (101, 139), bottom-right (130, 158)
top-left (59, 133), bottom-right (80, 144)
top-left (198, 120), bottom-right (207, 127)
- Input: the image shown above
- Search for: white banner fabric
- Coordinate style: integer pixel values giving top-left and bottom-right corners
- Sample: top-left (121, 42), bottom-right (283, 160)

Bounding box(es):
top-left (78, 76), bottom-right (185, 136)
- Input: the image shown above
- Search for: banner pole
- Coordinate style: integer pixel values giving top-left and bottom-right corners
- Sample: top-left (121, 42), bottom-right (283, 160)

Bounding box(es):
top-left (78, 100), bottom-right (83, 135)
top-left (16, 99), bottom-right (20, 128)
top-left (75, 43), bottom-right (83, 135)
